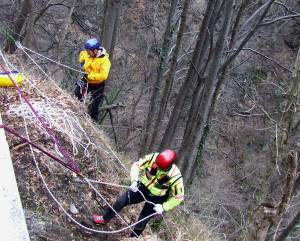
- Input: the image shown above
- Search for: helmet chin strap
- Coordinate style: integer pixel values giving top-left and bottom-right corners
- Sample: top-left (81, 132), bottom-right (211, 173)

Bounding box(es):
top-left (90, 49), bottom-right (97, 57)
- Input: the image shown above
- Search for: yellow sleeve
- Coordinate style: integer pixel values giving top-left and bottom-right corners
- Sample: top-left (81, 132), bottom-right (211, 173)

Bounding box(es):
top-left (79, 50), bottom-right (89, 64)
top-left (87, 56), bottom-right (111, 83)
top-left (130, 153), bottom-right (156, 182)
top-left (162, 177), bottom-right (184, 211)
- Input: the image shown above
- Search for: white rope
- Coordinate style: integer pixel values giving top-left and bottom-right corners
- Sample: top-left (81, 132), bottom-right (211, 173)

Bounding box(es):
top-left (85, 177), bottom-right (145, 237)
top-left (16, 45), bottom-right (130, 174)
top-left (22, 115), bottom-right (156, 234)
top-left (16, 44), bottom-right (63, 90)
top-left (2, 48), bottom-right (173, 239)
top-left (86, 178), bottom-right (155, 206)
top-left (0, 52), bottom-right (149, 238)
top-left (99, 143), bottom-right (129, 173)
top-left (7, 100), bottom-right (95, 157)
top-left (12, 93), bottom-right (148, 237)
top-left (81, 177), bottom-right (158, 207)
top-left (85, 179), bottom-right (130, 188)
top-left (16, 42), bottom-right (85, 75)
top-left (0, 51), bottom-right (94, 156)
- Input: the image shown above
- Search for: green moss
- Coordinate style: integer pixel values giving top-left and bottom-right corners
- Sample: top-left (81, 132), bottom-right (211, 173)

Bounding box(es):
top-left (149, 218), bottom-right (163, 232)
top-left (119, 178), bottom-right (130, 186)
top-left (105, 87), bottom-right (121, 105)
top-left (195, 122), bottom-right (211, 177)
top-left (247, 68), bottom-right (267, 86)
top-left (34, 205), bottom-right (46, 215)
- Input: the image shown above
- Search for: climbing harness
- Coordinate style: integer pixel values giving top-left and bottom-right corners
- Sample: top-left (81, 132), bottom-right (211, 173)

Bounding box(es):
top-left (77, 78), bottom-right (89, 104)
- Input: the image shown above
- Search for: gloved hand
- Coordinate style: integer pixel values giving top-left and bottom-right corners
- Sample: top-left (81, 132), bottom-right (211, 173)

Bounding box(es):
top-left (130, 181), bottom-right (138, 192)
top-left (81, 74), bottom-right (88, 82)
top-left (153, 204), bottom-right (164, 214)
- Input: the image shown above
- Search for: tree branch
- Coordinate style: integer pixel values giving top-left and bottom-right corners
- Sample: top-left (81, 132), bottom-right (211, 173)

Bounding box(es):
top-left (260, 14), bottom-right (300, 26)
top-left (220, 0), bottom-right (275, 72)
top-left (34, 3), bottom-right (71, 24)
top-left (274, 1), bottom-right (300, 14)
top-left (99, 103), bottom-right (125, 111)
top-left (225, 48), bottom-right (293, 73)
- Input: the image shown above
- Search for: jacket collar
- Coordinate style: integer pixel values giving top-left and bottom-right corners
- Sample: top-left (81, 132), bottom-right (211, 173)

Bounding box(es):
top-left (96, 47), bottom-right (107, 57)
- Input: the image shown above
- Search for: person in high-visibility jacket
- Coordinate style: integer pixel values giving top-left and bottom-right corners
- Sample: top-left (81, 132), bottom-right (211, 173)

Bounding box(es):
top-left (74, 38), bottom-right (111, 121)
top-left (92, 149), bottom-right (184, 237)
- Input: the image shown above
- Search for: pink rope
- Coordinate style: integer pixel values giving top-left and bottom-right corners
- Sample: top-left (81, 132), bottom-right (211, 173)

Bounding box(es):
top-left (0, 62), bottom-right (80, 173)
top-left (0, 124), bottom-right (80, 174)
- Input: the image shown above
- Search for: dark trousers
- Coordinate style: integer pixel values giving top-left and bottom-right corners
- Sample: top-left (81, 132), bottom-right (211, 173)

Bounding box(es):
top-left (74, 82), bottom-right (105, 121)
top-left (103, 183), bottom-right (168, 237)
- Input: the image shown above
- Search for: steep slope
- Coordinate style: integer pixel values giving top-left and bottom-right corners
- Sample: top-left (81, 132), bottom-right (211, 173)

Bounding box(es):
top-left (0, 55), bottom-right (220, 241)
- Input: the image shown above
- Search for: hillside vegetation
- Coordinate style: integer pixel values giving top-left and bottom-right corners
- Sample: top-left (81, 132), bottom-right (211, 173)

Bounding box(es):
top-left (0, 65), bottom-right (219, 240)
top-left (1, 0), bottom-right (300, 240)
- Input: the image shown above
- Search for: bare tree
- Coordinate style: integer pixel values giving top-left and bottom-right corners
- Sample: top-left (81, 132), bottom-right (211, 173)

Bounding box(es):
top-left (247, 151), bottom-right (298, 241)
top-left (275, 209), bottom-right (300, 241)
top-left (139, 0), bottom-right (180, 155)
top-left (149, 0), bottom-right (192, 151)
top-left (101, 0), bottom-right (121, 60)
top-left (158, 0), bottom-right (277, 182)
top-left (57, 0), bottom-right (77, 61)
top-left (4, 0), bottom-right (32, 53)
top-left (159, 0), bottom-right (221, 150)
top-left (178, 0), bottom-right (235, 180)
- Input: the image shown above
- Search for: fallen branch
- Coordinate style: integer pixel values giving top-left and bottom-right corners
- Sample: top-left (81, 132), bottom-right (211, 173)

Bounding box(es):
top-left (99, 103), bottom-right (125, 111)
top-left (10, 138), bottom-right (41, 151)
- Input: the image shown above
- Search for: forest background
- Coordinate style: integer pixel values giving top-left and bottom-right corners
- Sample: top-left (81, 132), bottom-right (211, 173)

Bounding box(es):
top-left (1, 0), bottom-right (300, 240)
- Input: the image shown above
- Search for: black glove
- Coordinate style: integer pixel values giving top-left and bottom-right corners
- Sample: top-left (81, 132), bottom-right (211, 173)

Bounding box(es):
top-left (81, 74), bottom-right (88, 82)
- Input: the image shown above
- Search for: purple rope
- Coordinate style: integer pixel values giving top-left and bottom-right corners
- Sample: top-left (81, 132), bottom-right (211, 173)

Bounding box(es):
top-left (0, 71), bottom-right (18, 74)
top-left (0, 63), bottom-right (80, 173)
top-left (0, 124), bottom-right (80, 174)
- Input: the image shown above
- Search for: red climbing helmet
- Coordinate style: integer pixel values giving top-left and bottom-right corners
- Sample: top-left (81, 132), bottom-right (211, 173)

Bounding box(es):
top-left (156, 149), bottom-right (176, 170)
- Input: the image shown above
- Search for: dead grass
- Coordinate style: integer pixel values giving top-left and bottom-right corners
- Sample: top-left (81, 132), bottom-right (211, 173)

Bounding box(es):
top-left (0, 59), bottom-right (221, 240)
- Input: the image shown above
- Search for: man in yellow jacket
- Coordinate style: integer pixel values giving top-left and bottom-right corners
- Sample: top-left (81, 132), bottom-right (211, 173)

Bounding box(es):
top-left (74, 38), bottom-right (111, 121)
top-left (92, 149), bottom-right (184, 237)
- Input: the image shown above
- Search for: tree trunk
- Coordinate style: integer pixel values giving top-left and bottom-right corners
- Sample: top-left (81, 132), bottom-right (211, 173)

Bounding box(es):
top-left (160, 0), bottom-right (218, 151)
top-left (173, 0), bottom-right (224, 158)
top-left (139, 0), bottom-right (179, 155)
top-left (178, 0), bottom-right (234, 181)
top-left (247, 151), bottom-right (298, 241)
top-left (175, 0), bottom-right (275, 180)
top-left (149, 0), bottom-right (192, 152)
top-left (189, 0), bottom-right (252, 178)
top-left (23, 7), bottom-right (35, 53)
top-left (275, 210), bottom-right (300, 241)
top-left (57, 0), bottom-right (77, 61)
top-left (101, 0), bottom-right (121, 60)
top-left (4, 0), bottom-right (33, 53)
top-left (281, 47), bottom-right (300, 144)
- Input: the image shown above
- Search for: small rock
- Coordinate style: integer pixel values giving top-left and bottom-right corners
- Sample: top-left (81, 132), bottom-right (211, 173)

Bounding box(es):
top-left (69, 203), bottom-right (79, 215)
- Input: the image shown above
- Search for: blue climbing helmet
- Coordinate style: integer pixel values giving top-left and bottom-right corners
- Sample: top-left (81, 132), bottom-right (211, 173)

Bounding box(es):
top-left (84, 38), bottom-right (101, 50)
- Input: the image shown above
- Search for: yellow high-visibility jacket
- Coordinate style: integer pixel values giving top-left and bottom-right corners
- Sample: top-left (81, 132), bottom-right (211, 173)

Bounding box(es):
top-left (130, 153), bottom-right (184, 212)
top-left (79, 48), bottom-right (111, 84)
